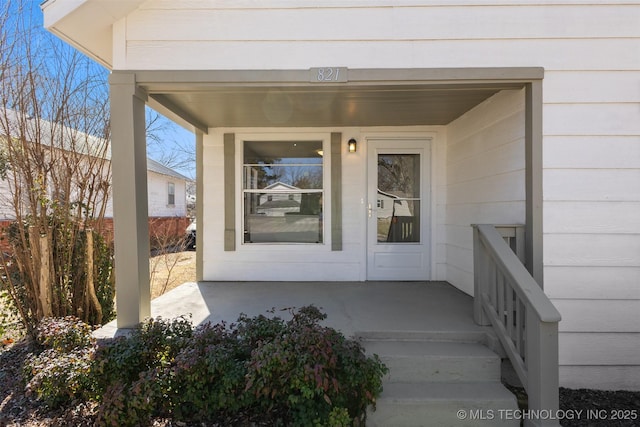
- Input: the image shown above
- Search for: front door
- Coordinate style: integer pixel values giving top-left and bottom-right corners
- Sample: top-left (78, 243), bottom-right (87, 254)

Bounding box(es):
top-left (367, 139), bottom-right (431, 280)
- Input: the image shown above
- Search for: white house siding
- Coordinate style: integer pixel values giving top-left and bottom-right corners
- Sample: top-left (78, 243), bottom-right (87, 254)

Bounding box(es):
top-left (114, 1), bottom-right (639, 70)
top-left (112, 1), bottom-right (640, 389)
top-left (445, 89), bottom-right (526, 296)
top-left (0, 169), bottom-right (185, 220)
top-left (201, 127), bottom-right (446, 282)
top-left (542, 69), bottom-right (640, 389)
top-left (146, 171), bottom-right (187, 217)
top-left (0, 177), bottom-right (12, 220)
top-left (101, 171), bottom-right (187, 218)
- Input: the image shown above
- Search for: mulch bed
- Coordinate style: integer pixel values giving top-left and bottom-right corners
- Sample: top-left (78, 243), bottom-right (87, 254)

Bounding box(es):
top-left (506, 383), bottom-right (640, 427)
top-left (2, 339), bottom-right (639, 426)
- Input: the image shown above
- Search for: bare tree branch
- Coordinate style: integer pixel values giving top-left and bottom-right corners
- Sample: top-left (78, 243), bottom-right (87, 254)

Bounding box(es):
top-left (0, 0), bottom-right (114, 330)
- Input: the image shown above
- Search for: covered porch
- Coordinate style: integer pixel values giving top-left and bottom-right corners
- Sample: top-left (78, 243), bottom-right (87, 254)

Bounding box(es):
top-left (109, 67), bottom-right (544, 328)
top-left (105, 68), bottom-right (560, 425)
top-left (95, 281), bottom-right (491, 340)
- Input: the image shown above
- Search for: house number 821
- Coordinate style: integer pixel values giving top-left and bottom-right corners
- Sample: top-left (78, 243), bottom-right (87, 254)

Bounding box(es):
top-left (310, 67), bottom-right (348, 83)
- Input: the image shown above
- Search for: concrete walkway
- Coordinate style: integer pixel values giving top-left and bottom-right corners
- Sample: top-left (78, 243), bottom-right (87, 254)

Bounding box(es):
top-left (96, 281), bottom-right (489, 339)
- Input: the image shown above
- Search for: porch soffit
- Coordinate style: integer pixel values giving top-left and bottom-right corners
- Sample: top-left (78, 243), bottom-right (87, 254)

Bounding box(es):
top-left (123, 68), bottom-right (542, 131)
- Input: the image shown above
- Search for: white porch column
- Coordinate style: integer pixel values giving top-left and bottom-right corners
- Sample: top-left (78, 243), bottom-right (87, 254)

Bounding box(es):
top-left (109, 72), bottom-right (151, 328)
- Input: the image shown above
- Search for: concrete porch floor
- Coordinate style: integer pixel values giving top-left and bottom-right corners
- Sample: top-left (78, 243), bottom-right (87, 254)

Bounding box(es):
top-left (95, 281), bottom-right (492, 340)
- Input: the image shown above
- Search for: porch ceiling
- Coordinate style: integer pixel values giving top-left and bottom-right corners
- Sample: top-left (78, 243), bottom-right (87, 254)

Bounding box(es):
top-left (119, 68), bottom-right (542, 131)
top-left (147, 84), bottom-right (514, 129)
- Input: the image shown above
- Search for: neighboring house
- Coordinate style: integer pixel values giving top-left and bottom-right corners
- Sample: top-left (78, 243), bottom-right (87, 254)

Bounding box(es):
top-left (100, 157), bottom-right (191, 247)
top-left (0, 110), bottom-right (191, 249)
top-left (139, 158), bottom-right (191, 246)
top-left (0, 174), bottom-right (13, 222)
top-left (42, 0), bottom-right (640, 392)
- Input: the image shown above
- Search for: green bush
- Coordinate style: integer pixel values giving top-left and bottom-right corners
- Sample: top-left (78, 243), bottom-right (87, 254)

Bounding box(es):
top-left (92, 316), bottom-right (194, 426)
top-left (22, 317), bottom-right (96, 407)
top-left (244, 306), bottom-right (387, 426)
top-left (34, 316), bottom-right (94, 351)
top-left (167, 321), bottom-right (251, 422)
top-left (25, 308), bottom-right (388, 426)
top-left (93, 315), bottom-right (193, 389)
top-left (236, 309), bottom-right (288, 347)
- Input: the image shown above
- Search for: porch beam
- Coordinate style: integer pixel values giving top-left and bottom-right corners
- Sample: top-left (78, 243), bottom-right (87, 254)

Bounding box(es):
top-left (148, 93), bottom-right (209, 134)
top-left (525, 80), bottom-right (544, 287)
top-left (129, 67), bottom-right (544, 88)
top-left (109, 72), bottom-right (151, 328)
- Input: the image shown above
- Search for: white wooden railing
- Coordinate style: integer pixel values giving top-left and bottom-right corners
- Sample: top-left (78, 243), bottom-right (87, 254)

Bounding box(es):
top-left (473, 224), bottom-right (562, 427)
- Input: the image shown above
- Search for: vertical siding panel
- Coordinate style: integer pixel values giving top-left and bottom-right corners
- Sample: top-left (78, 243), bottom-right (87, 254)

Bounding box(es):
top-left (223, 133), bottom-right (235, 251)
top-left (331, 132), bottom-right (343, 251)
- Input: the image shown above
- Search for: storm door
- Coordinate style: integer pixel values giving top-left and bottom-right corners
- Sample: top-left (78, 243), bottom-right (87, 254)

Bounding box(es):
top-left (367, 139), bottom-right (431, 280)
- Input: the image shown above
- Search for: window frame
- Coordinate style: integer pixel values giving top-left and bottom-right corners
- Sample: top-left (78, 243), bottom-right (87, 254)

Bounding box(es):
top-left (236, 132), bottom-right (331, 247)
top-left (167, 181), bottom-right (175, 206)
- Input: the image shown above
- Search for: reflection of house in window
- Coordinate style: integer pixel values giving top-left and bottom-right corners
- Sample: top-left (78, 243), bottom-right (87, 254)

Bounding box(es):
top-left (243, 140), bottom-right (324, 244)
top-left (246, 183), bottom-right (323, 243)
top-left (257, 182), bottom-right (301, 216)
top-left (376, 189), bottom-right (412, 219)
top-left (376, 189), bottom-right (419, 243)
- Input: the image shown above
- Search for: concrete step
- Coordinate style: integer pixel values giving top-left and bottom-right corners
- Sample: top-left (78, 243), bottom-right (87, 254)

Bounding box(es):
top-left (363, 340), bottom-right (501, 383)
top-left (359, 333), bottom-right (518, 427)
top-left (367, 382), bottom-right (519, 427)
top-left (357, 330), bottom-right (489, 344)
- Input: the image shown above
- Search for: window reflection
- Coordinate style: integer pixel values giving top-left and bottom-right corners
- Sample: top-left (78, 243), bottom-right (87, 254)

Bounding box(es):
top-left (243, 141), bottom-right (323, 244)
top-left (377, 154), bottom-right (420, 243)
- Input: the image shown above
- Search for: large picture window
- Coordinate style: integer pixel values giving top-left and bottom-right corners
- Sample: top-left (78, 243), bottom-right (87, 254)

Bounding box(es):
top-left (243, 140), bottom-right (323, 243)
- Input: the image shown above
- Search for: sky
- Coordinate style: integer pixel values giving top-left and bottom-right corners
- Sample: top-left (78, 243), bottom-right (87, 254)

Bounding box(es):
top-left (6, 0), bottom-right (196, 179)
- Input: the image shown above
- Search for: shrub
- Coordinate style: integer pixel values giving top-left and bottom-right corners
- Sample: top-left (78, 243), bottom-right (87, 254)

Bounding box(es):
top-left (93, 316), bottom-right (193, 426)
top-left (1, 222), bottom-right (115, 334)
top-left (93, 232), bottom-right (116, 324)
top-left (23, 347), bottom-right (95, 408)
top-left (244, 306), bottom-right (388, 426)
top-left (26, 308), bottom-right (388, 426)
top-left (235, 309), bottom-right (288, 347)
top-left (93, 315), bottom-right (193, 393)
top-left (22, 316), bottom-right (96, 407)
top-left (168, 321), bottom-right (250, 423)
top-left (0, 289), bottom-right (10, 339)
top-left (34, 316), bottom-right (94, 351)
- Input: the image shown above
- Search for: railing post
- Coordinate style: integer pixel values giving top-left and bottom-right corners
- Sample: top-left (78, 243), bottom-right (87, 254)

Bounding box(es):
top-left (473, 225), bottom-right (490, 325)
top-left (515, 225), bottom-right (526, 264)
top-left (525, 310), bottom-right (561, 427)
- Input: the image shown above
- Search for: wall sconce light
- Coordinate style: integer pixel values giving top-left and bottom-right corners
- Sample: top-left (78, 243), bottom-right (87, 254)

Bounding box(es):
top-left (348, 138), bottom-right (357, 153)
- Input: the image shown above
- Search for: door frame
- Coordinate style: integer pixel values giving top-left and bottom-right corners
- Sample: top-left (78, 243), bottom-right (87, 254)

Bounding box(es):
top-left (364, 132), bottom-right (436, 281)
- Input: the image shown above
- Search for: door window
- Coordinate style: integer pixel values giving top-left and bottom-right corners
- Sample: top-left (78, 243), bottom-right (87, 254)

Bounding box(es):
top-left (376, 154), bottom-right (421, 243)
